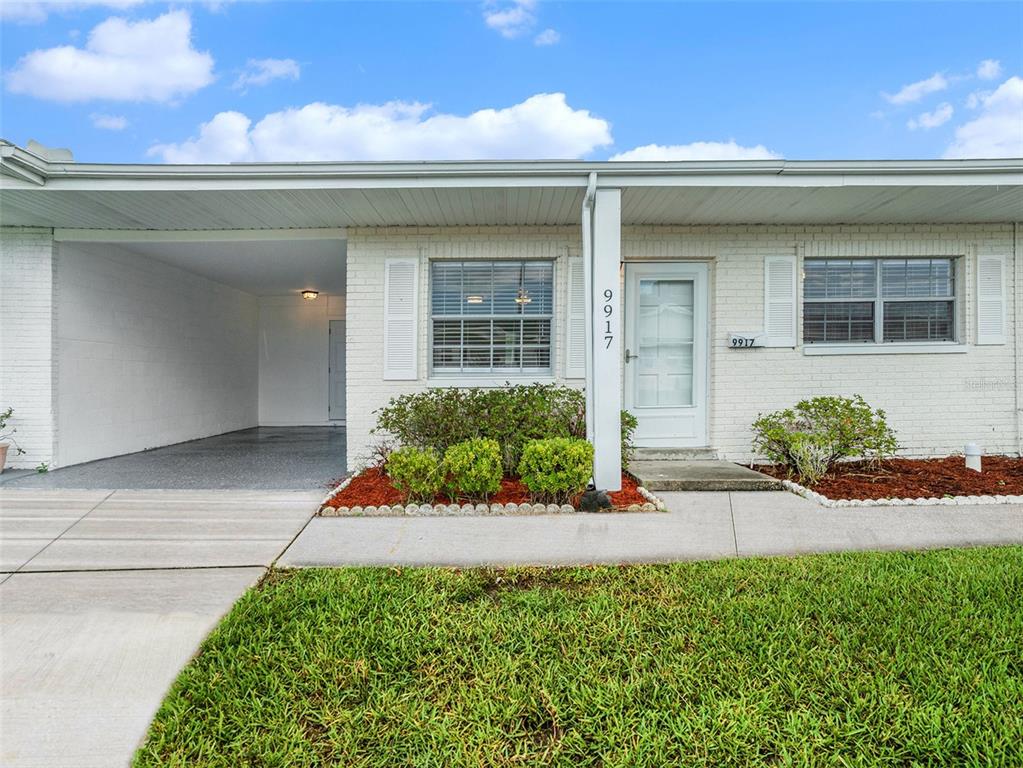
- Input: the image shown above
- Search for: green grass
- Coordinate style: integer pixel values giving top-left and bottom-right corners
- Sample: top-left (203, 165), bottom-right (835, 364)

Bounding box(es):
top-left (135, 548), bottom-right (1023, 767)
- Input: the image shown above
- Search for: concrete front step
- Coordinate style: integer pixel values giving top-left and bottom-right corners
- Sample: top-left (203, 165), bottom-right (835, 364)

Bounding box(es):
top-left (632, 447), bottom-right (720, 461)
top-left (629, 460), bottom-right (782, 492)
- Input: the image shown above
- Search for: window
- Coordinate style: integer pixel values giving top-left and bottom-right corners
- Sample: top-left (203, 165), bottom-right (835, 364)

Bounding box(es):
top-left (803, 258), bottom-right (956, 344)
top-left (430, 260), bottom-right (554, 374)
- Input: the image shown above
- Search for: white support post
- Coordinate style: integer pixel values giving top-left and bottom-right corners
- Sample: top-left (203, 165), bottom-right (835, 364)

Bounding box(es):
top-left (590, 188), bottom-right (622, 491)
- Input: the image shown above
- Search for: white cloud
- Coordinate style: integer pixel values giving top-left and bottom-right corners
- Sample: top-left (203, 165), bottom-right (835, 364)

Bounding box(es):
top-left (5, 10), bottom-right (214, 103)
top-left (882, 73), bottom-right (948, 105)
top-left (0, 0), bottom-right (142, 24)
top-left (90, 112), bottom-right (127, 130)
top-left (148, 93), bottom-right (612, 163)
top-left (944, 76), bottom-right (1023, 158)
top-left (977, 59), bottom-right (1002, 81)
top-left (483, 0), bottom-right (536, 38)
top-left (609, 140), bottom-right (781, 162)
top-left (907, 102), bottom-right (953, 130)
top-left (233, 58), bottom-right (300, 90)
top-left (534, 28), bottom-right (559, 46)
top-left (965, 90), bottom-right (991, 109)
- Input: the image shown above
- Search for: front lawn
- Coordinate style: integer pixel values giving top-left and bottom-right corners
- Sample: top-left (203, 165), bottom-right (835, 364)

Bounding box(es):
top-left (135, 548), bottom-right (1023, 767)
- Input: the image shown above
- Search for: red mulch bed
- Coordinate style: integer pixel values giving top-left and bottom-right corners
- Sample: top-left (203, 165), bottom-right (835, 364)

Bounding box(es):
top-left (325, 465), bottom-right (649, 510)
top-left (755, 455), bottom-right (1023, 501)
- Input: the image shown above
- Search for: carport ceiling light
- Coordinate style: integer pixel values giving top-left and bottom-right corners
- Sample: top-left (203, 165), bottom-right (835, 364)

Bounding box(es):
top-left (301, 290), bottom-right (319, 300)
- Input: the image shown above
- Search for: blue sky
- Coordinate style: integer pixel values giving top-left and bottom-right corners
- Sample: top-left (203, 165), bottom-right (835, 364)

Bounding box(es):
top-left (1, 1), bottom-right (1021, 163)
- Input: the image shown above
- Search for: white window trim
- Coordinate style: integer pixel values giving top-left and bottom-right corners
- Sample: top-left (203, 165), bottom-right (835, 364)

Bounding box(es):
top-left (802, 256), bottom-right (963, 352)
top-left (425, 376), bottom-right (558, 388)
top-left (803, 343), bottom-right (968, 356)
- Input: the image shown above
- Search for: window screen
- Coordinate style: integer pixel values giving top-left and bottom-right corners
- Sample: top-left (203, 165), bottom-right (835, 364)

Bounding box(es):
top-left (803, 258), bottom-right (955, 344)
top-left (430, 260), bottom-right (554, 373)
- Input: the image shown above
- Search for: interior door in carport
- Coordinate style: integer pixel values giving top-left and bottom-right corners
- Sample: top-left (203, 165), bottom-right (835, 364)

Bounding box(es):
top-left (329, 320), bottom-right (346, 422)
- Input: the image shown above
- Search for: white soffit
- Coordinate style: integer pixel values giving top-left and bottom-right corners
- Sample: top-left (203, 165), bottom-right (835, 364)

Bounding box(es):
top-left (1, 143), bottom-right (1021, 229)
top-left (61, 238), bottom-right (348, 296)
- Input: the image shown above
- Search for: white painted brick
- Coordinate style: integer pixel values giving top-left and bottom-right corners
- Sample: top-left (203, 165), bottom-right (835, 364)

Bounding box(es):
top-left (0, 227), bottom-right (56, 468)
top-left (51, 242), bottom-right (260, 466)
top-left (346, 224), bottom-right (1019, 468)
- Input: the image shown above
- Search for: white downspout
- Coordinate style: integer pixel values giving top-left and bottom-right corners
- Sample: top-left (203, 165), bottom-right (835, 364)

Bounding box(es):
top-left (1016, 220), bottom-right (1022, 456)
top-left (582, 172), bottom-right (597, 445)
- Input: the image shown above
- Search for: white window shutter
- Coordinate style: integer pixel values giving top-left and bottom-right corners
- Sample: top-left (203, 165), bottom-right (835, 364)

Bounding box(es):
top-left (565, 257), bottom-right (586, 378)
top-left (976, 254), bottom-right (1006, 345)
top-left (764, 254), bottom-right (797, 347)
top-left (383, 258), bottom-right (419, 379)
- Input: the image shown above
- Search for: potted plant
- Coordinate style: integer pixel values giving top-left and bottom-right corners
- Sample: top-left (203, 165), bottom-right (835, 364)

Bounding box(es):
top-left (0, 407), bottom-right (26, 473)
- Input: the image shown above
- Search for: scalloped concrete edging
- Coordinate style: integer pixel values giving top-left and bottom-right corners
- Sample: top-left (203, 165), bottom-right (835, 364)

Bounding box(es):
top-left (316, 479), bottom-right (668, 517)
top-left (782, 479), bottom-right (1023, 508)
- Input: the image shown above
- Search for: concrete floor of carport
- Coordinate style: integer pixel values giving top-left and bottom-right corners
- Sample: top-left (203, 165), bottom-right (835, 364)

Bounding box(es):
top-left (2, 426), bottom-right (347, 490)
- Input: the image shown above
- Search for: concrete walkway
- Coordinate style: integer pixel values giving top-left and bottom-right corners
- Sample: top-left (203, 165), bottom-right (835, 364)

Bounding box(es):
top-left (281, 490), bottom-right (1023, 567)
top-left (0, 488), bottom-right (319, 768)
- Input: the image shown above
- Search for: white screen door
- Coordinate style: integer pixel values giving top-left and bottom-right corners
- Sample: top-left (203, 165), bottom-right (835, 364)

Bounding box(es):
top-left (329, 320), bottom-right (346, 422)
top-left (624, 262), bottom-right (708, 446)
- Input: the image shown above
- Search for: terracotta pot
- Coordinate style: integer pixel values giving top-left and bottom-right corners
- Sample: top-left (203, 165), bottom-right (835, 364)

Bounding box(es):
top-left (0, 443), bottom-right (8, 473)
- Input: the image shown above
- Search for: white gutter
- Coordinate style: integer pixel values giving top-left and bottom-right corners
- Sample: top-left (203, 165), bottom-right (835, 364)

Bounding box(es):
top-left (582, 172), bottom-right (597, 444)
top-left (3, 141), bottom-right (1020, 190)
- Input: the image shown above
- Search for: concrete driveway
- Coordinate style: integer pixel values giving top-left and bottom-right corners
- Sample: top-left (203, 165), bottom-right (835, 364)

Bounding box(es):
top-left (0, 488), bottom-right (318, 768)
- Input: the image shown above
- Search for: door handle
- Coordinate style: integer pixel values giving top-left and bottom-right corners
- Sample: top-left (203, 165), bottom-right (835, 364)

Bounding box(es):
top-left (625, 348), bottom-right (639, 363)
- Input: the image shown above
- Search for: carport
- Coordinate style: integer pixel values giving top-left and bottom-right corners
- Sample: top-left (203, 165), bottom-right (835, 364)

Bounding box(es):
top-left (4, 228), bottom-right (348, 489)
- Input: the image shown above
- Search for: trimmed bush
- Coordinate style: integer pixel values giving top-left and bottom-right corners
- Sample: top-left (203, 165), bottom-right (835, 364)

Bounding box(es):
top-left (442, 438), bottom-right (503, 501)
top-left (374, 384), bottom-right (636, 472)
top-left (385, 446), bottom-right (442, 504)
top-left (518, 438), bottom-right (594, 504)
top-left (752, 394), bottom-right (898, 484)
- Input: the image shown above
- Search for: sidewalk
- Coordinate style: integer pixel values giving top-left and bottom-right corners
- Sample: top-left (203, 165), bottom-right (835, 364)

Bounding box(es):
top-left (279, 490), bottom-right (1023, 567)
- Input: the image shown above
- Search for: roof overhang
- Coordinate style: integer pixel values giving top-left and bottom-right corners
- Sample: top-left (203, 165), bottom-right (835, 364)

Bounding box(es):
top-left (2, 140), bottom-right (1021, 230)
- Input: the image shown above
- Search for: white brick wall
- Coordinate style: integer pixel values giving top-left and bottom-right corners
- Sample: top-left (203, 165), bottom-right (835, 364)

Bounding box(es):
top-left (54, 242), bottom-right (259, 466)
top-left (623, 223), bottom-right (1020, 461)
top-left (345, 226), bottom-right (580, 466)
top-left (0, 227), bottom-right (57, 468)
top-left (346, 223), bottom-right (1020, 468)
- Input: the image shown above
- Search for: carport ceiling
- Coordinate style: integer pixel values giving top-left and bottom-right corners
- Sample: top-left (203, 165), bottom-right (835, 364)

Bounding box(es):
top-left (87, 238), bottom-right (347, 296)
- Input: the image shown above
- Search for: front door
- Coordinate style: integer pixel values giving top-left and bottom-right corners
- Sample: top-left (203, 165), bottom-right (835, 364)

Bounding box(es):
top-left (624, 262), bottom-right (708, 447)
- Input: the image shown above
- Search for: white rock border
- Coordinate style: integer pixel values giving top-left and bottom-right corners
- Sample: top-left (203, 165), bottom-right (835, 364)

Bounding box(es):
top-left (316, 478), bottom-right (668, 516)
top-left (781, 479), bottom-right (1023, 508)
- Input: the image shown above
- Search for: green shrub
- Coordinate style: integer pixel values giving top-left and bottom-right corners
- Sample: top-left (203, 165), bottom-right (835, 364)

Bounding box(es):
top-left (442, 438), bottom-right (502, 501)
top-left (752, 394), bottom-right (898, 484)
top-left (374, 384), bottom-right (636, 472)
top-left (518, 438), bottom-right (594, 504)
top-left (385, 446), bottom-right (442, 504)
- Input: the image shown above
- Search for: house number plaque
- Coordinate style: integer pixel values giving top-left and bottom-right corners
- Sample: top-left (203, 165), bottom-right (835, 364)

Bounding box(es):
top-left (728, 332), bottom-right (763, 349)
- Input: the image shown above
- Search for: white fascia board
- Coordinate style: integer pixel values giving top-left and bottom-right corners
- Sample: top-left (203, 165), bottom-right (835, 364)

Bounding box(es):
top-left (3, 141), bottom-right (1019, 192)
top-left (53, 227), bottom-right (347, 242)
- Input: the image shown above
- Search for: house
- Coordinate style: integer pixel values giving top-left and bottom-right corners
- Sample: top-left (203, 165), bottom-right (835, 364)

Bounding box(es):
top-left (1, 140), bottom-right (1020, 491)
